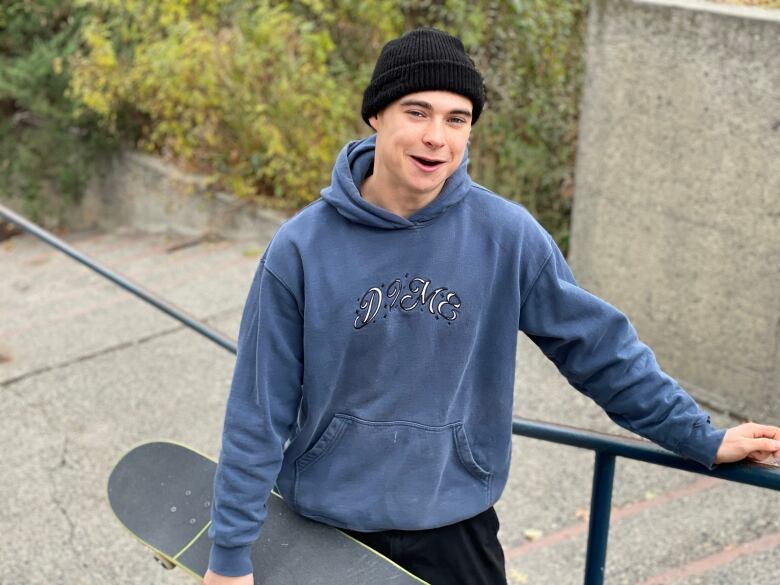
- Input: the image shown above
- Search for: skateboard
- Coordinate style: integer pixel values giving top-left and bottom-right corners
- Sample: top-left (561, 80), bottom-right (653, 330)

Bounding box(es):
top-left (107, 441), bottom-right (427, 584)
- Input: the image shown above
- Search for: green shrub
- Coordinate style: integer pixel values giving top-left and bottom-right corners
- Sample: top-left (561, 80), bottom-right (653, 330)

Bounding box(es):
top-left (395, 0), bottom-right (586, 250)
top-left (0, 1), bottom-right (117, 223)
top-left (69, 0), bottom-right (396, 208)
top-left (5, 0), bottom-right (587, 252)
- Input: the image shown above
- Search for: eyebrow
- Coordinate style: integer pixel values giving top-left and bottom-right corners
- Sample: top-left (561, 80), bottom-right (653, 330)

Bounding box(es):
top-left (398, 99), bottom-right (472, 119)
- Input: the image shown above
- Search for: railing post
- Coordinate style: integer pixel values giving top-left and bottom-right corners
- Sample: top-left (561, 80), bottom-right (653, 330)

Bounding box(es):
top-left (584, 451), bottom-right (616, 585)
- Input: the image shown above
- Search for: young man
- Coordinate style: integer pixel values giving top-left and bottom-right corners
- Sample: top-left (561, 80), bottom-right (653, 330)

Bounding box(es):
top-left (204, 28), bottom-right (780, 585)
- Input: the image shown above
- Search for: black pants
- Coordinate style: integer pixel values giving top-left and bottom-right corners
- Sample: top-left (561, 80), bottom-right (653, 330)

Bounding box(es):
top-left (343, 507), bottom-right (507, 585)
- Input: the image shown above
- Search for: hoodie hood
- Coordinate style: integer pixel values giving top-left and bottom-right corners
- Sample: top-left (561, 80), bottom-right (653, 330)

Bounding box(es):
top-left (320, 134), bottom-right (472, 229)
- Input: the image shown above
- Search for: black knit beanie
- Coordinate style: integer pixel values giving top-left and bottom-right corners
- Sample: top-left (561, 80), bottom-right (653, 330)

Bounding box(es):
top-left (361, 27), bottom-right (486, 126)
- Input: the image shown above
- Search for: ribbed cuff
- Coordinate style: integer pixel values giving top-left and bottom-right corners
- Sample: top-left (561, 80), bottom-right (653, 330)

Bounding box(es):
top-left (679, 419), bottom-right (727, 470)
top-left (208, 543), bottom-right (253, 577)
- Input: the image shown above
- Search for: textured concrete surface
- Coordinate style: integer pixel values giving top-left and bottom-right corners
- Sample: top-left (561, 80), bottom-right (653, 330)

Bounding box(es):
top-left (3, 226), bottom-right (780, 584)
top-left (569, 0), bottom-right (780, 421)
top-left (2, 150), bottom-right (287, 241)
top-left (86, 152), bottom-right (288, 241)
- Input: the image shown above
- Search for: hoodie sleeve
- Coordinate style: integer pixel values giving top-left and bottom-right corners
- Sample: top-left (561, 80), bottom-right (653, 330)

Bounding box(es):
top-left (208, 254), bottom-right (303, 576)
top-left (518, 235), bottom-right (725, 469)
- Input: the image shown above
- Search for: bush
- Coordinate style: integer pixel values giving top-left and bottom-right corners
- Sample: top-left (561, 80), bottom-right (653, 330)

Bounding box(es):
top-left (399, 0), bottom-right (586, 249)
top-left (5, 0), bottom-right (587, 251)
top-left (68, 0), bottom-right (397, 209)
top-left (0, 1), bottom-right (117, 223)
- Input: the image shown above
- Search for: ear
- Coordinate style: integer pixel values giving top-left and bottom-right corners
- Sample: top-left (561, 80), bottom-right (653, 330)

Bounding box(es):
top-left (368, 114), bottom-right (379, 132)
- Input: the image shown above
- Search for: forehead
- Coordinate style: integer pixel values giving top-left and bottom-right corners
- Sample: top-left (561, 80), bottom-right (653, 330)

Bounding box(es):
top-left (391, 90), bottom-right (472, 113)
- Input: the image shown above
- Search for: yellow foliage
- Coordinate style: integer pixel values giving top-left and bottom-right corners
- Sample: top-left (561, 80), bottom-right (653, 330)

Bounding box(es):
top-left (69, 19), bottom-right (122, 122)
top-left (66, 0), bottom-right (589, 250)
top-left (69, 0), bottom-right (389, 208)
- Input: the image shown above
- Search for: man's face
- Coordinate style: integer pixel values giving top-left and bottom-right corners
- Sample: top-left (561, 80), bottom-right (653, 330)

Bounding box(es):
top-left (369, 90), bottom-right (473, 199)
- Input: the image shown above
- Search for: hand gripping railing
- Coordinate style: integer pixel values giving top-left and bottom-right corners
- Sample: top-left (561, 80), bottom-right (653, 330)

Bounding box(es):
top-left (3, 202), bottom-right (780, 585)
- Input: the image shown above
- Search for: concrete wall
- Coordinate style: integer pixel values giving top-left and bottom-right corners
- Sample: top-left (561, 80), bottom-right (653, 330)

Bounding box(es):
top-left (569, 0), bottom-right (780, 420)
top-left (1, 150), bottom-right (285, 242)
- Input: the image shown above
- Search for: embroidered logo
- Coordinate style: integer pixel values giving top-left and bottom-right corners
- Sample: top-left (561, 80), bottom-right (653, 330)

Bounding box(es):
top-left (353, 274), bottom-right (461, 330)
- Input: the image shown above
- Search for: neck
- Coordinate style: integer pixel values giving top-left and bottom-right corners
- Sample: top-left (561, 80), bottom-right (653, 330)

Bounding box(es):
top-left (359, 161), bottom-right (443, 220)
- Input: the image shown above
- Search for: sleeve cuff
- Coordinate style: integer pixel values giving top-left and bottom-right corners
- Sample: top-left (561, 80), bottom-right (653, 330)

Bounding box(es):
top-left (679, 420), bottom-right (727, 470)
top-left (208, 543), bottom-right (253, 577)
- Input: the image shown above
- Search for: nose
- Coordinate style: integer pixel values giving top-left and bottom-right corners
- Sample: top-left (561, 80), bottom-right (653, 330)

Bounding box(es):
top-left (422, 119), bottom-right (446, 149)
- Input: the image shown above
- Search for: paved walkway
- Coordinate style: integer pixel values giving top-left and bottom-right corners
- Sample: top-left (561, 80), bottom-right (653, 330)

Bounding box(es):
top-left (2, 227), bottom-right (778, 584)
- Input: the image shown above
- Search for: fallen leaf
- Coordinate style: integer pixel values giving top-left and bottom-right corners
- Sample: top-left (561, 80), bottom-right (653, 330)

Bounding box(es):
top-left (507, 567), bottom-right (529, 583)
top-left (644, 490), bottom-right (656, 500)
top-left (523, 528), bottom-right (543, 542)
top-left (242, 246), bottom-right (265, 258)
top-left (575, 507), bottom-right (589, 522)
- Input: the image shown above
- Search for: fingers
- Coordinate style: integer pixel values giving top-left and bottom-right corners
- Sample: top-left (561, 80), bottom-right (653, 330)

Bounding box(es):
top-left (751, 424), bottom-right (780, 440)
top-left (747, 449), bottom-right (779, 463)
top-left (736, 422), bottom-right (778, 438)
top-left (751, 437), bottom-right (780, 453)
top-left (715, 424), bottom-right (780, 464)
top-left (743, 437), bottom-right (780, 463)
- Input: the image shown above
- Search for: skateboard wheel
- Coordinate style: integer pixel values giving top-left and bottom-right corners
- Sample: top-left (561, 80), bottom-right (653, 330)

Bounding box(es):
top-left (153, 554), bottom-right (176, 570)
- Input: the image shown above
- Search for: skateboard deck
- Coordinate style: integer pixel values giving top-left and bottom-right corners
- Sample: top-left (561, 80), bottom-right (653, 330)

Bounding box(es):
top-left (108, 441), bottom-right (427, 584)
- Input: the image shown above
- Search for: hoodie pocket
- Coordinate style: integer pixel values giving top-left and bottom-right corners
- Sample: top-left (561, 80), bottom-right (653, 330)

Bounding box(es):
top-left (293, 414), bottom-right (492, 530)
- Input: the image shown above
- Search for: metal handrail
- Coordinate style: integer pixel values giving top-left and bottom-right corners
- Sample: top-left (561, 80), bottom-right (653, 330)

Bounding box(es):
top-left (512, 418), bottom-right (780, 584)
top-left (3, 202), bottom-right (779, 585)
top-left (0, 203), bottom-right (235, 353)
top-left (512, 418), bottom-right (780, 490)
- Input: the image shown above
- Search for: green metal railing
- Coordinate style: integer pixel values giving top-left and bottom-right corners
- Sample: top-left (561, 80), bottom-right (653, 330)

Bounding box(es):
top-left (3, 202), bottom-right (779, 585)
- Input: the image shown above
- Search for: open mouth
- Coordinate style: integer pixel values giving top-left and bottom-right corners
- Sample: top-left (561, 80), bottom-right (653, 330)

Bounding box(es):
top-left (410, 155), bottom-right (446, 170)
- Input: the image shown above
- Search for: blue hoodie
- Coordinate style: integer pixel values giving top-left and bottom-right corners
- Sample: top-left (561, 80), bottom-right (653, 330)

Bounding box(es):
top-left (208, 134), bottom-right (725, 576)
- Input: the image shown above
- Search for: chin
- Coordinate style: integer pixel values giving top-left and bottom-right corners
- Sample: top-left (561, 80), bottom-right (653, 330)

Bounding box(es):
top-left (411, 179), bottom-right (446, 195)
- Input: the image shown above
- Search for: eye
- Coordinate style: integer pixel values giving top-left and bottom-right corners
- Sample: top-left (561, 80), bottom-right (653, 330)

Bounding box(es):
top-left (406, 110), bottom-right (425, 118)
top-left (449, 117), bottom-right (467, 125)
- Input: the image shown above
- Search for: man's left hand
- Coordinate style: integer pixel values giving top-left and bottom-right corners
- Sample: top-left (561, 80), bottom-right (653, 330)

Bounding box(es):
top-left (715, 422), bottom-right (780, 464)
